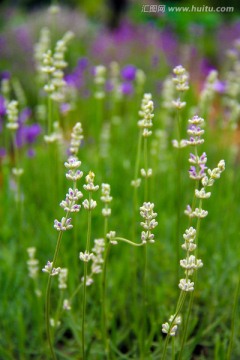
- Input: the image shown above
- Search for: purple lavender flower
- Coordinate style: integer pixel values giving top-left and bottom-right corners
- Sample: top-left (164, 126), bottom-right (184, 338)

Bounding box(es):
top-left (152, 55), bottom-right (159, 68)
top-left (18, 108), bottom-right (31, 125)
top-left (0, 96), bottom-right (6, 132)
top-left (0, 71), bottom-right (10, 80)
top-left (60, 103), bottom-right (72, 115)
top-left (13, 107), bottom-right (41, 155)
top-left (77, 57), bottom-right (89, 71)
top-left (65, 57), bottom-right (89, 89)
top-left (121, 65), bottom-right (137, 81)
top-left (120, 82), bottom-right (134, 96)
top-left (27, 148), bottom-right (35, 158)
top-left (0, 96), bottom-right (6, 117)
top-left (24, 123), bottom-right (42, 144)
top-left (105, 80), bottom-right (114, 92)
top-left (0, 148), bottom-right (6, 158)
top-left (213, 80), bottom-right (226, 94)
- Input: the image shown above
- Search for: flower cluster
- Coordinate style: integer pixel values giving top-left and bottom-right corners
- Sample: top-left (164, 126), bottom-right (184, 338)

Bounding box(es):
top-left (69, 122), bottom-right (83, 155)
top-left (54, 124), bottom-right (84, 232)
top-left (58, 268), bottom-right (68, 289)
top-left (100, 183), bottom-right (112, 217)
top-left (94, 65), bottom-right (106, 99)
top-left (41, 31), bottom-right (74, 103)
top-left (83, 171), bottom-right (99, 192)
top-left (63, 299), bottom-right (71, 311)
top-left (54, 217), bottom-right (73, 231)
top-left (172, 65), bottom-right (189, 148)
top-left (65, 156), bottom-right (83, 182)
top-left (106, 231), bottom-right (117, 245)
top-left (34, 27), bottom-right (50, 75)
top-left (91, 238), bottom-right (105, 274)
top-left (60, 188), bottom-right (82, 213)
top-left (162, 315), bottom-right (181, 337)
top-left (27, 247), bottom-right (39, 280)
top-left (82, 171), bottom-right (99, 210)
top-left (138, 93), bottom-right (154, 137)
top-left (187, 115), bottom-right (205, 146)
top-left (178, 227), bottom-right (203, 292)
top-left (79, 251), bottom-right (94, 262)
top-left (172, 65), bottom-right (188, 111)
top-left (6, 100), bottom-right (19, 130)
top-left (162, 76), bottom-right (175, 110)
top-left (172, 65), bottom-right (189, 93)
top-left (79, 239), bottom-right (105, 285)
top-left (189, 152), bottom-right (207, 181)
top-left (199, 70), bottom-right (218, 112)
top-left (44, 121), bottom-right (63, 143)
top-left (140, 202), bottom-right (158, 244)
top-left (42, 261), bottom-right (61, 276)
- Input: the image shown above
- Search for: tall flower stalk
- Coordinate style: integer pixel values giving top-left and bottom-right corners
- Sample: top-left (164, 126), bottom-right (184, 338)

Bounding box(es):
top-left (161, 114), bottom-right (225, 360)
top-left (172, 65), bottom-right (189, 281)
top-left (131, 93), bottom-right (155, 358)
top-left (80, 171), bottom-right (99, 359)
top-left (43, 130), bottom-right (83, 359)
top-left (6, 100), bottom-right (23, 204)
top-left (100, 183), bottom-right (113, 358)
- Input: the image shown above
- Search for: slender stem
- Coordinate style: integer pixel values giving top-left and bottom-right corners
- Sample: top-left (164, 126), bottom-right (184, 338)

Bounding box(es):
top-left (48, 96), bottom-right (53, 135)
top-left (161, 292), bottom-right (186, 360)
top-left (101, 240), bottom-right (111, 359)
top-left (226, 264), bottom-right (240, 360)
top-left (172, 337), bottom-right (175, 360)
top-left (135, 131), bottom-right (143, 180)
top-left (45, 230), bottom-right (63, 360)
top-left (175, 106), bottom-right (182, 284)
top-left (178, 199), bottom-right (202, 360)
top-left (11, 132), bottom-right (21, 206)
top-left (101, 216), bottom-right (110, 357)
top-left (82, 193), bottom-right (92, 360)
top-left (113, 237), bottom-right (144, 247)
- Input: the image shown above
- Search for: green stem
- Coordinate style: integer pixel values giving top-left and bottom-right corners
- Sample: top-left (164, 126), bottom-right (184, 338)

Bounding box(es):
top-left (101, 216), bottom-right (110, 358)
top-left (101, 238), bottom-right (111, 359)
top-left (178, 199), bottom-right (202, 360)
top-left (48, 96), bottom-right (53, 135)
top-left (143, 136), bottom-right (149, 201)
top-left (82, 193), bottom-right (92, 360)
top-left (175, 107), bottom-right (182, 284)
top-left (161, 291), bottom-right (186, 360)
top-left (113, 237), bottom-right (144, 247)
top-left (226, 264), bottom-right (240, 360)
top-left (45, 230), bottom-right (64, 360)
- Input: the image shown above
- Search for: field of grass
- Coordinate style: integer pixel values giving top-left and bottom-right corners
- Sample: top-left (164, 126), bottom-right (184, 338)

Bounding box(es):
top-left (0, 4), bottom-right (240, 360)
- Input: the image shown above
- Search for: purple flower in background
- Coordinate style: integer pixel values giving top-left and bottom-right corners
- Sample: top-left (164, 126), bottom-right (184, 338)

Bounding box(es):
top-left (121, 65), bottom-right (137, 81)
top-left (0, 96), bottom-right (6, 117)
top-left (65, 57), bottom-right (89, 90)
top-left (17, 123), bottom-right (42, 157)
top-left (213, 80), bottom-right (226, 94)
top-left (24, 123), bottom-right (42, 144)
top-left (0, 96), bottom-right (6, 132)
top-left (120, 82), bottom-right (134, 96)
top-left (18, 107), bottom-right (32, 125)
top-left (14, 108), bottom-right (42, 155)
top-left (77, 57), bottom-right (89, 71)
top-left (0, 71), bottom-right (10, 80)
top-left (0, 148), bottom-right (6, 158)
top-left (27, 148), bottom-right (36, 158)
top-left (105, 80), bottom-right (114, 92)
top-left (152, 55), bottom-right (159, 68)
top-left (60, 103), bottom-right (72, 115)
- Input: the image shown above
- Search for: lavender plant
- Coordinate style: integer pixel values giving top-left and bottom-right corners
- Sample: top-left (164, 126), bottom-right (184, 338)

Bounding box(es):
top-left (42, 122), bottom-right (83, 359)
top-left (161, 114), bottom-right (225, 360)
